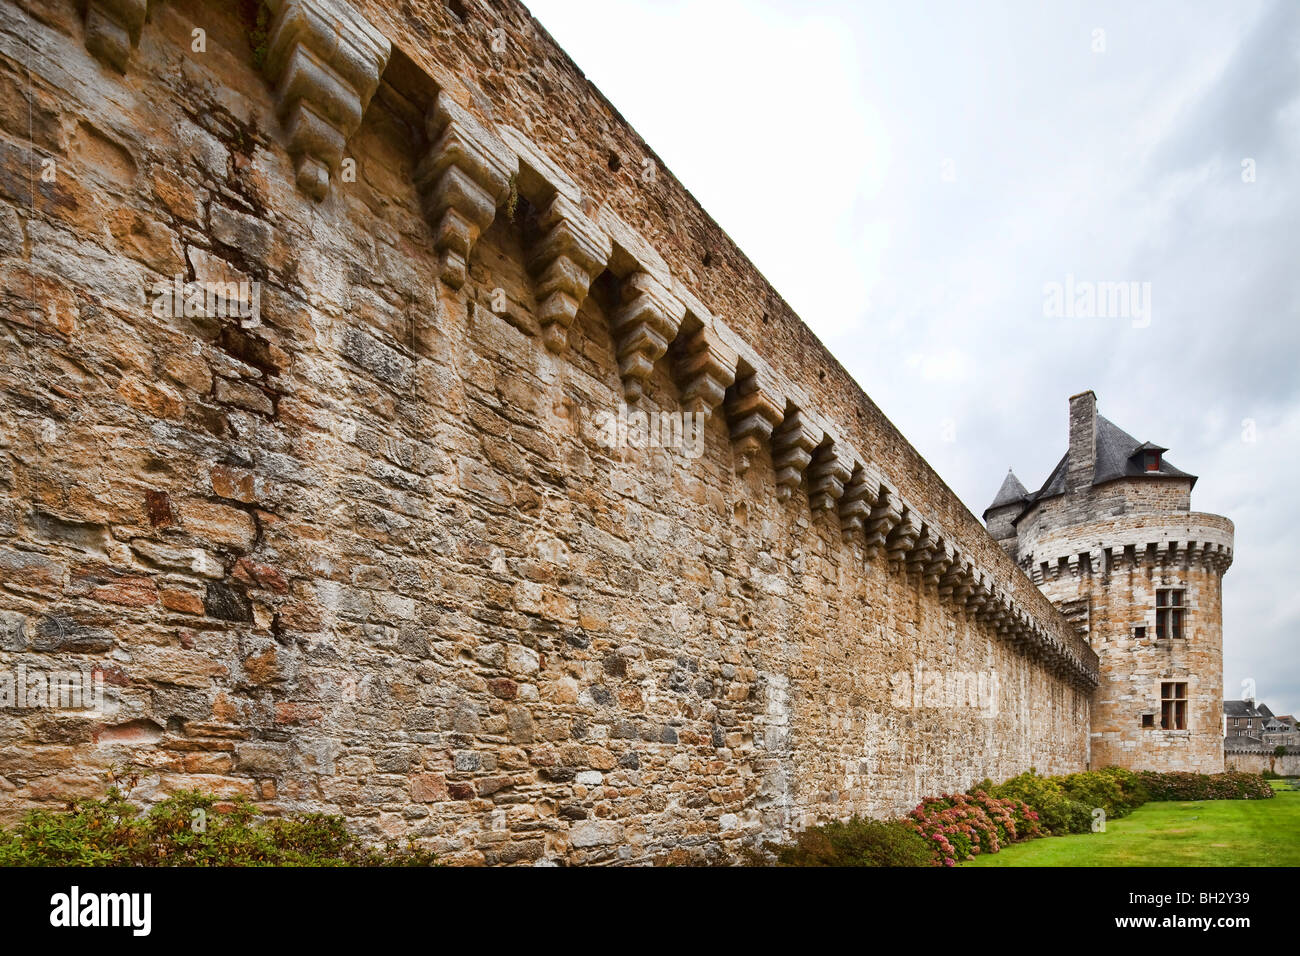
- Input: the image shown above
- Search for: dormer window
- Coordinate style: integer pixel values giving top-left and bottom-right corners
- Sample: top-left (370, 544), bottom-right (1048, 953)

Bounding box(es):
top-left (1129, 441), bottom-right (1170, 475)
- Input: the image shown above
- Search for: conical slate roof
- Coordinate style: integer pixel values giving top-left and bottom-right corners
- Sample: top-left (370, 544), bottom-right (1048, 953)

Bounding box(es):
top-left (983, 469), bottom-right (1028, 517)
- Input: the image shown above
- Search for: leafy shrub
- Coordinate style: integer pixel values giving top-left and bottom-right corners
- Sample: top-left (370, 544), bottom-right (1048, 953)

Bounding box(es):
top-left (755, 767), bottom-right (1272, 869)
top-left (977, 770), bottom-right (1093, 835)
top-left (974, 767), bottom-right (1151, 834)
top-left (1060, 767), bottom-right (1148, 821)
top-left (771, 816), bottom-right (935, 867)
top-left (1096, 766), bottom-right (1150, 812)
top-left (1138, 771), bottom-right (1274, 802)
top-left (0, 790), bottom-right (438, 867)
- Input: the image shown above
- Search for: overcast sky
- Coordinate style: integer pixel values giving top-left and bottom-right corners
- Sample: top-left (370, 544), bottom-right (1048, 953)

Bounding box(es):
top-left (523, 0), bottom-right (1300, 713)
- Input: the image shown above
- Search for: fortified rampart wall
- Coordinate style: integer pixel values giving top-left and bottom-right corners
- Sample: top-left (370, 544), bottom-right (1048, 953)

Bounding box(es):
top-left (0, 0), bottom-right (1095, 863)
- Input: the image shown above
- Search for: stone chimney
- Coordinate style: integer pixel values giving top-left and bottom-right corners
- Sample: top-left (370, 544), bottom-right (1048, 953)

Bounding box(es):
top-left (1066, 390), bottom-right (1097, 493)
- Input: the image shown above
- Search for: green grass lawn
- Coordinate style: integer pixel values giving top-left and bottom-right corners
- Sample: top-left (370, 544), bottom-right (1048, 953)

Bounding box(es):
top-left (964, 779), bottom-right (1300, 867)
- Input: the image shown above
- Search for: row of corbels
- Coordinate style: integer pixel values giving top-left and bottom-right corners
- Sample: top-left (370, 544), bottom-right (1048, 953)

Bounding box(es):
top-left (81, 0), bottom-right (1099, 689)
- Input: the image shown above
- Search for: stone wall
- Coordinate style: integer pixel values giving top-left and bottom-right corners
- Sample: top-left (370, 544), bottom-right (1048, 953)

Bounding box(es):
top-left (0, 0), bottom-right (1095, 863)
top-left (1224, 750), bottom-right (1300, 777)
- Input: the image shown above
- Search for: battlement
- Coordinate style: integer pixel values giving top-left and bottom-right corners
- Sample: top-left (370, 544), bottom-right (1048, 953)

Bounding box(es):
top-left (1020, 513), bottom-right (1234, 585)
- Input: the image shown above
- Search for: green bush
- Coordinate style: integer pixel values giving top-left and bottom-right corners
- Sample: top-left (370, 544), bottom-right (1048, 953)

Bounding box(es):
top-left (977, 771), bottom-right (1093, 835)
top-left (0, 790), bottom-right (438, 867)
top-left (1097, 766), bottom-right (1151, 811)
top-left (772, 816), bottom-right (935, 867)
top-left (1137, 771), bottom-right (1274, 801)
top-left (974, 767), bottom-right (1156, 835)
top-left (1059, 767), bottom-right (1148, 820)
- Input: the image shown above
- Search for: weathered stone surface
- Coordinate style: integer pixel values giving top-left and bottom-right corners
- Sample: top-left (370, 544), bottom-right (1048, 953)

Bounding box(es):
top-left (416, 92), bottom-right (515, 289)
top-left (770, 407), bottom-right (822, 502)
top-left (83, 0), bottom-right (148, 73)
top-left (675, 323), bottom-right (738, 418)
top-left (569, 819), bottom-right (624, 847)
top-left (610, 271), bottom-right (685, 404)
top-left (724, 369), bottom-right (784, 476)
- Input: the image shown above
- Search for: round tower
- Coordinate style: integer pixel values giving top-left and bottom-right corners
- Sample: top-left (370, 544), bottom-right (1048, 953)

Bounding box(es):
top-left (988, 392), bottom-right (1232, 772)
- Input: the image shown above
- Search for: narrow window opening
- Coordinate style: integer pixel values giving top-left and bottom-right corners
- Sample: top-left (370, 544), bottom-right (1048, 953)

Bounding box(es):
top-left (1160, 681), bottom-right (1188, 730)
top-left (1156, 588), bottom-right (1186, 639)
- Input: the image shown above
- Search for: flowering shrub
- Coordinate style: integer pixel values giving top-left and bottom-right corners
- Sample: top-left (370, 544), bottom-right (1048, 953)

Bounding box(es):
top-left (1138, 771), bottom-right (1275, 801)
top-left (904, 791), bottom-right (1041, 866)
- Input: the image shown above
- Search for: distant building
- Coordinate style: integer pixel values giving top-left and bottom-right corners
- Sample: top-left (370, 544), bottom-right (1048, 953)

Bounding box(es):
top-left (1225, 699), bottom-right (1300, 749)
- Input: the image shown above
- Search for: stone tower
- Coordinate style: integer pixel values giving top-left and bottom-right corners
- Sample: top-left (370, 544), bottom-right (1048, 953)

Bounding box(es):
top-left (986, 392), bottom-right (1232, 772)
